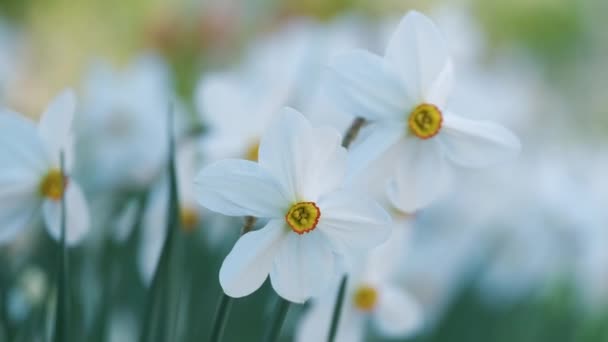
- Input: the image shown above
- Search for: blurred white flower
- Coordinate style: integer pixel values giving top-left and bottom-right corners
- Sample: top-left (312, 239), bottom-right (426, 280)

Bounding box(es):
top-left (296, 221), bottom-right (422, 342)
top-left (195, 108), bottom-right (391, 303)
top-left (75, 55), bottom-right (172, 191)
top-left (196, 17), bottom-right (366, 162)
top-left (6, 267), bottom-right (48, 323)
top-left (326, 11), bottom-right (521, 213)
top-left (0, 90), bottom-right (90, 245)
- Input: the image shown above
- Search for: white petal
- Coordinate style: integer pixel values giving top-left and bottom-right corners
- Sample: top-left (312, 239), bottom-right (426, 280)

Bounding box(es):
top-left (270, 231), bottom-right (336, 303)
top-left (300, 125), bottom-right (348, 200)
top-left (42, 182), bottom-right (90, 246)
top-left (439, 112), bottom-right (521, 168)
top-left (387, 139), bottom-right (451, 212)
top-left (38, 89), bottom-right (76, 167)
top-left (195, 159), bottom-right (289, 218)
top-left (373, 285), bottom-right (423, 337)
top-left (385, 11), bottom-right (453, 107)
top-left (317, 190), bottom-right (391, 257)
top-left (258, 108), bottom-right (347, 201)
top-left (326, 50), bottom-right (411, 121)
top-left (0, 109), bottom-right (49, 173)
top-left (346, 123), bottom-right (403, 181)
top-left (219, 219), bottom-right (286, 298)
top-left (138, 180), bottom-right (168, 285)
top-left (0, 168), bottom-right (41, 243)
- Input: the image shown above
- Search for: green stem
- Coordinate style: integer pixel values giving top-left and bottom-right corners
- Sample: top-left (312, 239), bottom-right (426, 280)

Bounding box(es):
top-left (208, 293), bottom-right (234, 342)
top-left (327, 276), bottom-right (348, 342)
top-left (263, 297), bottom-right (291, 342)
top-left (140, 104), bottom-right (180, 342)
top-left (53, 152), bottom-right (69, 342)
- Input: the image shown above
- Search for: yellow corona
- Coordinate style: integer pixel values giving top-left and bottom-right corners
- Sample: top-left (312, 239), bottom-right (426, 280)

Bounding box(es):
top-left (408, 103), bottom-right (442, 139)
top-left (285, 202), bottom-right (320, 234)
top-left (353, 285), bottom-right (378, 311)
top-left (39, 169), bottom-right (67, 201)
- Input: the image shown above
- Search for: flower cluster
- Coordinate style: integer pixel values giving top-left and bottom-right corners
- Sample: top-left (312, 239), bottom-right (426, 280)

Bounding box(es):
top-left (0, 9), bottom-right (523, 342)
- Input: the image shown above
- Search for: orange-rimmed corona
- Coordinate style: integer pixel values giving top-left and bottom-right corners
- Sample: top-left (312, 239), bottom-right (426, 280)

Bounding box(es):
top-left (39, 169), bottom-right (68, 201)
top-left (408, 103), bottom-right (442, 139)
top-left (353, 285), bottom-right (378, 311)
top-left (285, 202), bottom-right (320, 235)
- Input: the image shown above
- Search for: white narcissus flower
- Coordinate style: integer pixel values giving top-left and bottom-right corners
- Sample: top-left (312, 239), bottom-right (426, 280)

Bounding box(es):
top-left (327, 11), bottom-right (521, 212)
top-left (296, 221), bottom-right (422, 342)
top-left (195, 108), bottom-right (391, 303)
top-left (0, 90), bottom-right (90, 245)
top-left (196, 17), bottom-right (364, 162)
top-left (76, 55), bottom-right (171, 191)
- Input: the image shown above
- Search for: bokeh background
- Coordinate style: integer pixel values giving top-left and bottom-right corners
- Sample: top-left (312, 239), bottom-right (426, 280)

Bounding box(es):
top-left (1, 0), bottom-right (608, 341)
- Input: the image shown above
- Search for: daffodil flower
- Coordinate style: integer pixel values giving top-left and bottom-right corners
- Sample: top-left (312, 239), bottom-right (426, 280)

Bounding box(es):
top-left (195, 108), bottom-right (391, 303)
top-left (327, 11), bottom-right (521, 212)
top-left (0, 90), bottom-right (90, 245)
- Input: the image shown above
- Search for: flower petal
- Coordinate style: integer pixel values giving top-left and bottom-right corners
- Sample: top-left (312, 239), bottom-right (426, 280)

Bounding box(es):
top-left (373, 285), bottom-right (423, 337)
top-left (0, 173), bottom-right (39, 243)
top-left (270, 231), bottom-right (336, 303)
top-left (219, 219), bottom-right (286, 298)
top-left (0, 109), bottom-right (49, 173)
top-left (317, 190), bottom-right (391, 257)
top-left (326, 49), bottom-right (411, 121)
top-left (346, 123), bottom-right (404, 181)
top-left (387, 139), bottom-right (451, 212)
top-left (195, 159), bottom-right (289, 218)
top-left (138, 180), bottom-right (168, 285)
top-left (43, 181), bottom-right (91, 246)
top-left (38, 89), bottom-right (76, 165)
top-left (439, 112), bottom-right (521, 168)
top-left (258, 108), bottom-right (347, 202)
top-left (385, 11), bottom-right (453, 107)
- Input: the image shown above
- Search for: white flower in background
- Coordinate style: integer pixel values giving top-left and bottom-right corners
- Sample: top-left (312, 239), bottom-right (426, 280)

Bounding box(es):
top-left (195, 109), bottom-right (391, 303)
top-left (327, 11), bottom-right (520, 213)
top-left (6, 267), bottom-right (48, 323)
top-left (196, 17), bottom-right (364, 162)
top-left (0, 90), bottom-right (90, 245)
top-left (296, 222), bottom-right (421, 342)
top-left (75, 55), bottom-right (172, 190)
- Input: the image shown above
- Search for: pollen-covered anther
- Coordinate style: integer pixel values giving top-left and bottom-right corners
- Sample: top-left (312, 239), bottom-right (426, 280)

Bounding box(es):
top-left (408, 103), bottom-right (443, 139)
top-left (285, 202), bottom-right (320, 235)
top-left (353, 285), bottom-right (378, 312)
top-left (39, 169), bottom-right (68, 201)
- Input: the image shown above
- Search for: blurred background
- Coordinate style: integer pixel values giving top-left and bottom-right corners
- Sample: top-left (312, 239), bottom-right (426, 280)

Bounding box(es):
top-left (1, 0), bottom-right (608, 341)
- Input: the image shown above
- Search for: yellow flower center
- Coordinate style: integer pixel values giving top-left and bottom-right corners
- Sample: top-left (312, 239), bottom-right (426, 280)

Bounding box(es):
top-left (180, 206), bottom-right (199, 232)
top-left (285, 202), bottom-right (320, 235)
top-left (408, 103), bottom-right (442, 139)
top-left (353, 285), bottom-right (378, 312)
top-left (245, 141), bottom-right (260, 162)
top-left (39, 169), bottom-right (68, 201)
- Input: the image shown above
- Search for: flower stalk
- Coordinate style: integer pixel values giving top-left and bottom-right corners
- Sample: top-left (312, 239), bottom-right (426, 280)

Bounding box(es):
top-left (53, 151), bottom-right (69, 342)
top-left (327, 117), bottom-right (365, 342)
top-left (263, 297), bottom-right (291, 342)
top-left (140, 104), bottom-right (180, 342)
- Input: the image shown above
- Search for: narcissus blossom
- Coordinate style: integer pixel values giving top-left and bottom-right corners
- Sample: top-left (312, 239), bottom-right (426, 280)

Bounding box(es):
top-left (0, 90), bottom-right (90, 245)
top-left (327, 11), bottom-right (520, 212)
top-left (195, 108), bottom-right (391, 303)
